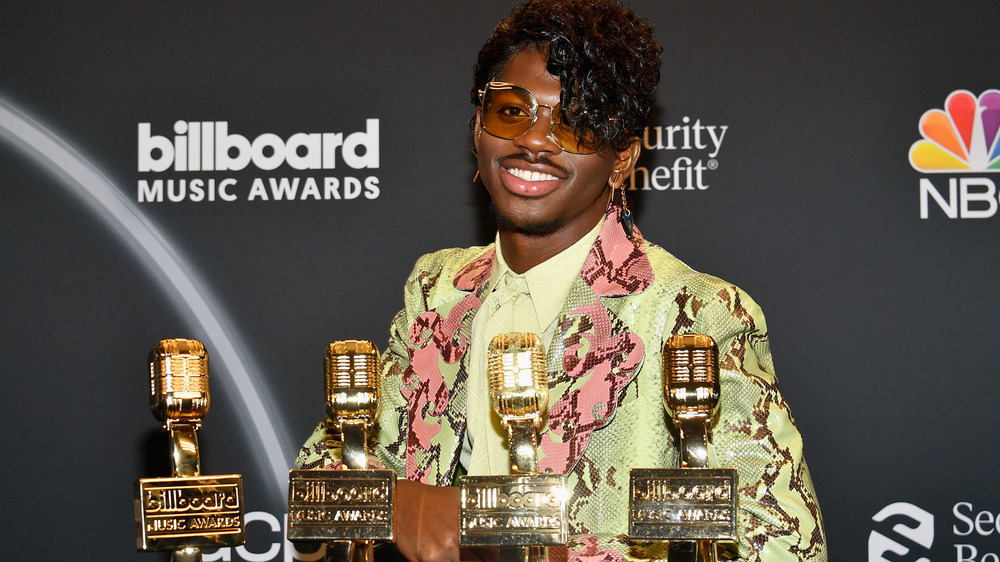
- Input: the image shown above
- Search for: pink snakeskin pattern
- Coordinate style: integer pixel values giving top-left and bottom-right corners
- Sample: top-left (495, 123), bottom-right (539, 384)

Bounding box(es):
top-left (540, 299), bottom-right (644, 475)
top-left (402, 293), bottom-right (481, 482)
top-left (579, 203), bottom-right (653, 297)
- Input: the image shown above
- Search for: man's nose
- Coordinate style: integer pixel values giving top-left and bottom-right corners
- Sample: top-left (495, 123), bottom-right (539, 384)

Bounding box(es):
top-left (513, 105), bottom-right (562, 154)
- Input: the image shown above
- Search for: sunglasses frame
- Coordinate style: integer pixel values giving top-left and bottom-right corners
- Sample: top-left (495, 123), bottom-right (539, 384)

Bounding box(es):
top-left (477, 81), bottom-right (596, 154)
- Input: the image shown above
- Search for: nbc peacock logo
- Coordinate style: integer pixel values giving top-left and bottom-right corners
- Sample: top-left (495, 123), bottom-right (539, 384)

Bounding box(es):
top-left (910, 90), bottom-right (1000, 218)
top-left (909, 90), bottom-right (1000, 173)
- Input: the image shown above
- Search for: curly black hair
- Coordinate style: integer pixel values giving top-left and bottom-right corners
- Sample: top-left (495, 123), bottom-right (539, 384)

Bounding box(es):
top-left (472, 0), bottom-right (662, 152)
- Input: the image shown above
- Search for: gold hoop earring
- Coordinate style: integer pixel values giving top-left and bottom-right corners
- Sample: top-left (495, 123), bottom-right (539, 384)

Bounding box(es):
top-left (610, 168), bottom-right (634, 240)
top-left (610, 168), bottom-right (624, 190)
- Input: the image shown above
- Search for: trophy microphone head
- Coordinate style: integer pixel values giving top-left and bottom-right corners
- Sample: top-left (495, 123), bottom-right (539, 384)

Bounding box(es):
top-left (662, 334), bottom-right (720, 421)
top-left (148, 338), bottom-right (210, 426)
top-left (487, 332), bottom-right (548, 430)
top-left (325, 340), bottom-right (381, 426)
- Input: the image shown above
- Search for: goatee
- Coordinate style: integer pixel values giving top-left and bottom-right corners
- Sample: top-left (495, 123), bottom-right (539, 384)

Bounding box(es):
top-left (487, 197), bottom-right (561, 237)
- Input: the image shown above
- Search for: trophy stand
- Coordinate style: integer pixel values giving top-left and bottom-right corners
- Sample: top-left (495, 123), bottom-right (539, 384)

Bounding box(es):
top-left (629, 334), bottom-right (737, 562)
top-left (135, 338), bottom-right (246, 562)
top-left (287, 340), bottom-right (395, 562)
top-left (460, 333), bottom-right (567, 562)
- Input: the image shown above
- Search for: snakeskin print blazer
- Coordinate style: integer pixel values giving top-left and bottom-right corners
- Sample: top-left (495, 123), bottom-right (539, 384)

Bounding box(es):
top-left (298, 204), bottom-right (827, 561)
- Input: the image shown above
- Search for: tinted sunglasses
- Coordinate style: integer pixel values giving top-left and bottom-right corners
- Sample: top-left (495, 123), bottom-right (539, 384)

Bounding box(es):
top-left (477, 82), bottom-right (597, 154)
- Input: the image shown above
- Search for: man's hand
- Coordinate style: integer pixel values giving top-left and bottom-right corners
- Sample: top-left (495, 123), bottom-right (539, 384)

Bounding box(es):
top-left (394, 479), bottom-right (462, 562)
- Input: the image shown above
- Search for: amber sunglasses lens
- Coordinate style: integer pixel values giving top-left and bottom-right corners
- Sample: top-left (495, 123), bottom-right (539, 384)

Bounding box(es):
top-left (481, 86), bottom-right (535, 139)
top-left (480, 84), bottom-right (596, 154)
top-left (550, 112), bottom-right (596, 154)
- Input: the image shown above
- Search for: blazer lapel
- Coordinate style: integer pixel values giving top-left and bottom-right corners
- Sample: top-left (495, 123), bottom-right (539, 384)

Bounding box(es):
top-left (402, 248), bottom-right (494, 484)
top-left (538, 205), bottom-right (655, 475)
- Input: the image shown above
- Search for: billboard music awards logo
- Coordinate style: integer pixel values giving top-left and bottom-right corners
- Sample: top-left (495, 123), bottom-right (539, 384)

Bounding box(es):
top-left (627, 116), bottom-right (728, 191)
top-left (908, 90), bottom-right (1000, 219)
top-left (869, 501), bottom-right (1000, 561)
top-left (136, 119), bottom-right (381, 203)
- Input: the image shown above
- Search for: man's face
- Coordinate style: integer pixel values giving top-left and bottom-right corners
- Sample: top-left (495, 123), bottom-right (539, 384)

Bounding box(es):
top-left (474, 49), bottom-right (632, 240)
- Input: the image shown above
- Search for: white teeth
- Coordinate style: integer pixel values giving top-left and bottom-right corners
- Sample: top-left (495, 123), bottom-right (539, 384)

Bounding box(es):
top-left (507, 167), bottom-right (558, 182)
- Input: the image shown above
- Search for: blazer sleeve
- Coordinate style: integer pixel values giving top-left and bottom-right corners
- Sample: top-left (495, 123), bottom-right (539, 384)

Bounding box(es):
top-left (695, 285), bottom-right (827, 561)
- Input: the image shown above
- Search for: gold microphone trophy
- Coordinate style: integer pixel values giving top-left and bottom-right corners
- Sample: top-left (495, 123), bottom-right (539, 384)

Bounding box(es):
top-left (460, 333), bottom-right (567, 562)
top-left (135, 338), bottom-right (246, 562)
top-left (628, 334), bottom-right (738, 562)
top-left (286, 340), bottom-right (394, 562)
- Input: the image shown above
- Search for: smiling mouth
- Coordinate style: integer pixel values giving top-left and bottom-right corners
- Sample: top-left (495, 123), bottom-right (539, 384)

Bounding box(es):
top-left (505, 167), bottom-right (560, 182)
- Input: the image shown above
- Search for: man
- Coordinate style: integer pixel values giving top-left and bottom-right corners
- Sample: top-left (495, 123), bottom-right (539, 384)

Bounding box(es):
top-left (298, 1), bottom-right (827, 561)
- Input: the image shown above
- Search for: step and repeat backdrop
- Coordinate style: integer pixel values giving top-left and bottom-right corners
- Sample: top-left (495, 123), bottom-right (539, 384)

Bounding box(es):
top-left (2, 1), bottom-right (998, 560)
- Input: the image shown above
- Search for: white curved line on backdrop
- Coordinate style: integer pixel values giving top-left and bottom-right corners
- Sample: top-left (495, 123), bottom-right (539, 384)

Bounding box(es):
top-left (0, 98), bottom-right (291, 506)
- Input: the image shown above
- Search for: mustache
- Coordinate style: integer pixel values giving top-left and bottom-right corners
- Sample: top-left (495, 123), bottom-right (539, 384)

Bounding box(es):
top-left (499, 152), bottom-right (570, 177)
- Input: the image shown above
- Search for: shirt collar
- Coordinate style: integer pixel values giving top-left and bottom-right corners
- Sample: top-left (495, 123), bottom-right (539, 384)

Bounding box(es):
top-left (454, 201), bottom-right (654, 296)
top-left (490, 218), bottom-right (603, 331)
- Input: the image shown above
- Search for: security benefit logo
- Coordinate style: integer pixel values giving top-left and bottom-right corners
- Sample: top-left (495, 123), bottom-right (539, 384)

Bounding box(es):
top-left (869, 501), bottom-right (1000, 561)
top-left (909, 90), bottom-right (1000, 219)
top-left (627, 116), bottom-right (728, 192)
top-left (136, 120), bottom-right (380, 203)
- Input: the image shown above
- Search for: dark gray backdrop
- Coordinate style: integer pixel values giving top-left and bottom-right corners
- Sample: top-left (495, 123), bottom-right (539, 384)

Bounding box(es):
top-left (2, 1), bottom-right (999, 560)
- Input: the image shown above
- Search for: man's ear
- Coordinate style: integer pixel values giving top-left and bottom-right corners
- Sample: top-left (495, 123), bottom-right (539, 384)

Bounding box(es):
top-left (473, 108), bottom-right (483, 152)
top-left (614, 138), bottom-right (641, 174)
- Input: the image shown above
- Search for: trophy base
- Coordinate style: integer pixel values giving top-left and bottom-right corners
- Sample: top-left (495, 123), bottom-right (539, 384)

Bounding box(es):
top-left (135, 474), bottom-right (245, 551)
top-left (628, 468), bottom-right (737, 541)
top-left (459, 474), bottom-right (567, 548)
top-left (286, 468), bottom-right (395, 542)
